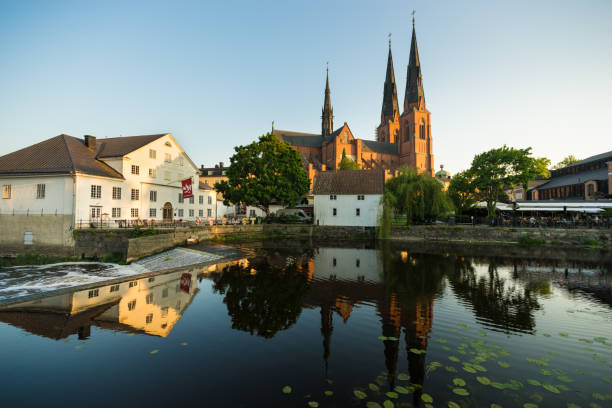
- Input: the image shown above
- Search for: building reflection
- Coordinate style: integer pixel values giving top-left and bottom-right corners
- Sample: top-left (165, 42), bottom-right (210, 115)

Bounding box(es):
top-left (0, 261), bottom-right (243, 339)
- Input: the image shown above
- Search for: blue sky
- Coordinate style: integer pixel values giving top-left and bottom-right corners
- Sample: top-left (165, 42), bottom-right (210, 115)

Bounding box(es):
top-left (1, 0), bottom-right (611, 173)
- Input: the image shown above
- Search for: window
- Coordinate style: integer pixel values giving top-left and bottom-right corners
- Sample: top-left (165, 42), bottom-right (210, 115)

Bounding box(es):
top-left (164, 153), bottom-right (171, 163)
top-left (145, 314), bottom-right (153, 324)
top-left (178, 193), bottom-right (184, 203)
top-left (162, 288), bottom-right (168, 298)
top-left (207, 209), bottom-right (212, 217)
top-left (146, 293), bottom-right (153, 304)
top-left (178, 209), bottom-right (184, 217)
top-left (90, 207), bottom-right (101, 219)
top-left (199, 209), bottom-right (204, 217)
top-left (88, 289), bottom-right (99, 298)
top-left (356, 259), bottom-right (360, 267)
top-left (355, 208), bottom-right (361, 216)
top-left (149, 208), bottom-right (156, 217)
top-left (131, 208), bottom-right (139, 218)
top-left (149, 168), bottom-right (157, 178)
top-left (333, 208), bottom-right (337, 216)
top-left (112, 187), bottom-right (121, 200)
top-left (333, 258), bottom-right (337, 267)
top-left (150, 190), bottom-right (157, 202)
top-left (189, 209), bottom-right (194, 217)
top-left (189, 196), bottom-right (194, 204)
top-left (207, 196), bottom-right (212, 204)
top-left (131, 189), bottom-right (139, 200)
top-left (148, 277), bottom-right (155, 283)
top-left (199, 195), bottom-right (204, 204)
top-left (164, 171), bottom-right (171, 181)
top-left (110, 284), bottom-right (120, 293)
top-left (161, 307), bottom-right (169, 318)
top-left (112, 208), bottom-right (121, 218)
top-left (127, 300), bottom-right (136, 311)
top-left (357, 195), bottom-right (364, 200)
top-left (2, 185), bottom-right (11, 199)
top-left (91, 185), bottom-right (101, 199)
top-left (249, 209), bottom-right (256, 217)
top-left (588, 184), bottom-right (595, 196)
top-left (149, 149), bottom-right (156, 159)
top-left (129, 281), bottom-right (138, 288)
top-left (131, 165), bottom-right (140, 175)
top-left (36, 184), bottom-right (45, 199)
top-left (329, 195), bottom-right (337, 200)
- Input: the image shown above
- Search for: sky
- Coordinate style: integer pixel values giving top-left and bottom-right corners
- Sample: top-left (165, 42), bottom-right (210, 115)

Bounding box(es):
top-left (1, 0), bottom-right (611, 174)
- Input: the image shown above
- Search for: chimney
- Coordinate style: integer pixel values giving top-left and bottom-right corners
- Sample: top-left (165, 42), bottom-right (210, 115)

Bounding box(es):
top-left (84, 135), bottom-right (96, 150)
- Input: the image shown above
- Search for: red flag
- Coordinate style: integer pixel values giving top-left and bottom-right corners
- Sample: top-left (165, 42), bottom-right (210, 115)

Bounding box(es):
top-left (182, 178), bottom-right (193, 199)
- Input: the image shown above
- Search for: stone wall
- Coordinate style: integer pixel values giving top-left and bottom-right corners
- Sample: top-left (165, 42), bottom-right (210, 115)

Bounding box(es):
top-left (387, 225), bottom-right (612, 249)
top-left (262, 224), bottom-right (375, 240)
top-left (0, 214), bottom-right (74, 256)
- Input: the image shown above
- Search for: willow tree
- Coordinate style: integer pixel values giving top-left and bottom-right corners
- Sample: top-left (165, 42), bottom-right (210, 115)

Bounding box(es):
top-left (380, 167), bottom-right (452, 233)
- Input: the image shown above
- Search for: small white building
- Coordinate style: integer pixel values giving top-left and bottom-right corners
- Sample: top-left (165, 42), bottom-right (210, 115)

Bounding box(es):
top-left (313, 169), bottom-right (384, 227)
top-left (0, 133), bottom-right (217, 248)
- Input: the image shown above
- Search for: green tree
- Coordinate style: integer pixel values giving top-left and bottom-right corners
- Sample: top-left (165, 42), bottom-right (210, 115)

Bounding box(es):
top-left (380, 167), bottom-right (453, 231)
top-left (215, 133), bottom-right (310, 214)
top-left (338, 148), bottom-right (360, 170)
top-left (447, 170), bottom-right (477, 216)
top-left (551, 155), bottom-right (580, 170)
top-left (468, 145), bottom-right (548, 218)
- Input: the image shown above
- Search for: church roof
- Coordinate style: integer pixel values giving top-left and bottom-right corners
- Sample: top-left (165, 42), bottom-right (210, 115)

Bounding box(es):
top-left (361, 140), bottom-right (398, 155)
top-left (381, 45), bottom-right (399, 119)
top-left (405, 23), bottom-right (426, 109)
top-left (274, 129), bottom-right (325, 147)
top-left (313, 169), bottom-right (385, 195)
top-left (0, 134), bottom-right (124, 179)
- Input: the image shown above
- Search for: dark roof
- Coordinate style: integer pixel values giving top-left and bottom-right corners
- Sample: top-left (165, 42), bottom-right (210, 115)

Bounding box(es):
top-left (0, 134), bottom-right (124, 179)
top-left (362, 140), bottom-right (398, 155)
top-left (313, 169), bottom-right (385, 195)
top-left (274, 129), bottom-right (325, 147)
top-left (95, 134), bottom-right (167, 158)
top-left (536, 167), bottom-right (608, 190)
top-left (565, 150), bottom-right (612, 169)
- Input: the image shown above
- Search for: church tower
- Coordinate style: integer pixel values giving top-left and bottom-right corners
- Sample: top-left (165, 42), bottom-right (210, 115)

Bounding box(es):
top-left (322, 68), bottom-right (334, 137)
top-left (399, 17), bottom-right (434, 175)
top-left (376, 38), bottom-right (400, 144)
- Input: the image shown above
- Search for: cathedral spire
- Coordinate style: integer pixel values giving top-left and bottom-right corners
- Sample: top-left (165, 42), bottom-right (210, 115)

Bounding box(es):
top-left (404, 18), bottom-right (425, 111)
top-left (381, 35), bottom-right (399, 122)
top-left (322, 66), bottom-right (334, 136)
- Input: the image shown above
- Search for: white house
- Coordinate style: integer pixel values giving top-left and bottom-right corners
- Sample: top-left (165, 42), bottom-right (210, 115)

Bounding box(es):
top-left (313, 169), bottom-right (384, 227)
top-left (0, 133), bottom-right (217, 248)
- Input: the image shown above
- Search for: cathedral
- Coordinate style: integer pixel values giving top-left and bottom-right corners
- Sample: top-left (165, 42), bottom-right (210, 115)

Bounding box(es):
top-left (272, 20), bottom-right (434, 188)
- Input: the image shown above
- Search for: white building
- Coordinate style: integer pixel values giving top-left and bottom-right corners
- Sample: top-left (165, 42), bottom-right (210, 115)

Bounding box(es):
top-left (313, 169), bottom-right (384, 227)
top-left (0, 133), bottom-right (217, 248)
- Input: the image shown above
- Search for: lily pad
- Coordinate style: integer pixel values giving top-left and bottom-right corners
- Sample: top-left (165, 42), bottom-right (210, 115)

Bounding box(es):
top-left (448, 402), bottom-right (460, 408)
top-left (542, 333), bottom-right (551, 337)
top-left (523, 404), bottom-right (538, 408)
top-left (477, 376), bottom-right (491, 385)
top-left (378, 336), bottom-right (387, 341)
top-left (437, 339), bottom-right (448, 343)
top-left (324, 391), bottom-right (333, 396)
top-left (566, 403), bottom-right (580, 408)
top-left (453, 388), bottom-right (470, 396)
top-left (422, 393), bottom-right (433, 403)
top-left (397, 373), bottom-right (410, 381)
top-left (385, 392), bottom-right (399, 399)
top-left (539, 369), bottom-right (552, 376)
top-left (353, 390), bottom-right (368, 399)
top-left (542, 384), bottom-right (560, 394)
top-left (557, 384), bottom-right (570, 391)
top-left (442, 346), bottom-right (452, 351)
top-left (491, 382), bottom-right (506, 390)
top-left (462, 366), bottom-right (477, 374)
top-left (369, 383), bottom-right (380, 392)
top-left (453, 378), bottom-right (466, 386)
top-left (383, 400), bottom-right (394, 408)
top-left (394, 386), bottom-right (411, 394)
top-left (527, 379), bottom-right (541, 386)
top-left (498, 361), bottom-right (510, 368)
top-left (593, 337), bottom-right (607, 343)
top-left (366, 403), bottom-right (382, 408)
top-left (326, 379), bottom-right (334, 385)
top-left (445, 366), bottom-right (458, 373)
top-left (308, 402), bottom-right (319, 407)
top-left (559, 333), bottom-right (569, 338)
top-left (74, 345), bottom-right (83, 350)
top-left (150, 349), bottom-right (159, 354)
top-left (282, 386), bottom-right (292, 394)
top-left (449, 356), bottom-right (460, 362)
top-left (387, 336), bottom-right (399, 341)
top-left (126, 333), bottom-right (135, 337)
top-left (557, 375), bottom-right (573, 383)
top-left (603, 377), bottom-right (612, 385)
top-left (491, 404), bottom-right (503, 408)
top-left (474, 364), bottom-right (487, 372)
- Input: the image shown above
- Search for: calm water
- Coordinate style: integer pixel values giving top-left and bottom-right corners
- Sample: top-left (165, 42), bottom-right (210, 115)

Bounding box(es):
top-left (1, 243), bottom-right (611, 408)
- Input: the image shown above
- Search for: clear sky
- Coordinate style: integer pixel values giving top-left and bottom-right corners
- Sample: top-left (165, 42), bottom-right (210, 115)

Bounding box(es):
top-left (1, 0), bottom-right (611, 174)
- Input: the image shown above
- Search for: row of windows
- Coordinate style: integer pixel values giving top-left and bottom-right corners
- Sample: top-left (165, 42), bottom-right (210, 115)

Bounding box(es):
top-left (331, 258), bottom-right (361, 267)
top-left (331, 208), bottom-right (361, 216)
top-left (91, 185), bottom-right (211, 204)
top-left (2, 184), bottom-right (46, 199)
top-left (329, 194), bottom-right (366, 200)
top-left (104, 207), bottom-right (213, 218)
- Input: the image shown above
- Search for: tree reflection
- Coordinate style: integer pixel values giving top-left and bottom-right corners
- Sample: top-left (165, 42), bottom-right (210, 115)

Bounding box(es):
top-left (213, 258), bottom-right (310, 338)
top-left (446, 258), bottom-right (541, 333)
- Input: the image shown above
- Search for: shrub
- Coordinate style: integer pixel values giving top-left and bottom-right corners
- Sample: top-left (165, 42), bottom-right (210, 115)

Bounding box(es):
top-left (519, 234), bottom-right (544, 248)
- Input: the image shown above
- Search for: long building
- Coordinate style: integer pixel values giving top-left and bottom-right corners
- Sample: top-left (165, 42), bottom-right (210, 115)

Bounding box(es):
top-left (273, 19), bottom-right (434, 189)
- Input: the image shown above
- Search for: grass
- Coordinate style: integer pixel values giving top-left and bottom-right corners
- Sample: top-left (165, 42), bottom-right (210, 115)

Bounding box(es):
top-left (582, 237), bottom-right (601, 248)
top-left (518, 234), bottom-right (545, 248)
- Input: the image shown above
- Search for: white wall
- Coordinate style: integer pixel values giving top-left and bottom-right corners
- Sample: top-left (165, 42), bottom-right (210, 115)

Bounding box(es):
top-left (314, 194), bottom-right (381, 226)
top-left (0, 175), bottom-right (74, 215)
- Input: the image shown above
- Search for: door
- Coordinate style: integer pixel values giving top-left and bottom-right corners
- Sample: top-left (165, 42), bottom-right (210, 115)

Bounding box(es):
top-left (163, 202), bottom-right (173, 222)
top-left (90, 207), bottom-right (101, 221)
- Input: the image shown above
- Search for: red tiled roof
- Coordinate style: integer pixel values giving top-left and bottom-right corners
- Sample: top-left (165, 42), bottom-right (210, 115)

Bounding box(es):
top-left (312, 169), bottom-right (385, 195)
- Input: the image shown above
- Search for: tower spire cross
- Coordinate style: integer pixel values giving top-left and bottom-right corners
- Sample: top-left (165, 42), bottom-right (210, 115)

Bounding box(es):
top-left (412, 9), bottom-right (416, 26)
